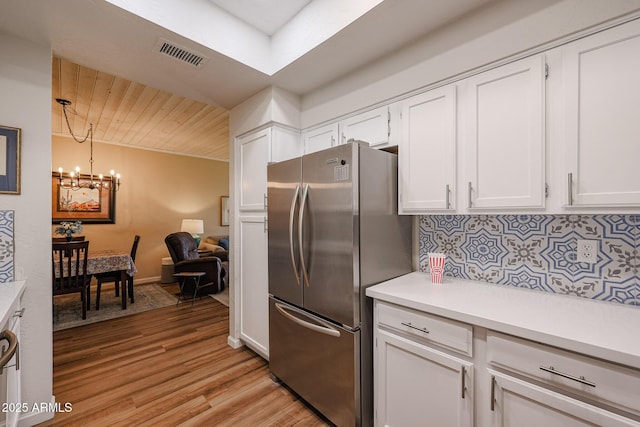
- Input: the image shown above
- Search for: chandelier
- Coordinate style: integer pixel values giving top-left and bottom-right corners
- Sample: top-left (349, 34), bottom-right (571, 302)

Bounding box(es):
top-left (54, 98), bottom-right (121, 191)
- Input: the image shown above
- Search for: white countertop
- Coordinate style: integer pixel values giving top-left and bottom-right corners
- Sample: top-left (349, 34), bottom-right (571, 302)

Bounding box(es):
top-left (0, 280), bottom-right (26, 327)
top-left (366, 272), bottom-right (640, 370)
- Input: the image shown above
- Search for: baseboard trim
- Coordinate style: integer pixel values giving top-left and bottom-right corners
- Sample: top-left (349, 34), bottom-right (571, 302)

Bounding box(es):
top-left (227, 335), bottom-right (243, 349)
top-left (17, 395), bottom-right (56, 426)
top-left (134, 276), bottom-right (162, 285)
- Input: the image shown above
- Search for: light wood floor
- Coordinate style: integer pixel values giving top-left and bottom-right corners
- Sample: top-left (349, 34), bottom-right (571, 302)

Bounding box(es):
top-left (39, 285), bottom-right (331, 426)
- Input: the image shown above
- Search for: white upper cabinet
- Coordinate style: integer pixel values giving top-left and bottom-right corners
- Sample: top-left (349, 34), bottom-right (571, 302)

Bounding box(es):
top-left (341, 105), bottom-right (390, 148)
top-left (238, 126), bottom-right (301, 212)
top-left (302, 122), bottom-right (339, 154)
top-left (399, 86), bottom-right (457, 213)
top-left (563, 19), bottom-right (640, 208)
top-left (238, 128), bottom-right (270, 212)
top-left (464, 54), bottom-right (545, 210)
top-left (270, 126), bottom-right (301, 164)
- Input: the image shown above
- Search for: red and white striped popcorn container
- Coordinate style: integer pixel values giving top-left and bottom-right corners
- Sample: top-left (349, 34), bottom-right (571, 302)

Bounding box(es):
top-left (428, 253), bottom-right (446, 284)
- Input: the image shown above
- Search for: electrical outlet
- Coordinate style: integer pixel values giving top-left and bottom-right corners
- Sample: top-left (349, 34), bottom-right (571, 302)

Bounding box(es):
top-left (576, 239), bottom-right (598, 263)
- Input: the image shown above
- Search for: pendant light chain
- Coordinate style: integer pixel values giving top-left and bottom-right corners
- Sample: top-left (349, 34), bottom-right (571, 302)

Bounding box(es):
top-left (55, 98), bottom-right (121, 191)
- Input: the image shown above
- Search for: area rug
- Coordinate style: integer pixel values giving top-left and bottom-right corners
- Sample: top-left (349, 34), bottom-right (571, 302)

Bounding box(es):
top-left (210, 286), bottom-right (229, 307)
top-left (53, 283), bottom-right (177, 331)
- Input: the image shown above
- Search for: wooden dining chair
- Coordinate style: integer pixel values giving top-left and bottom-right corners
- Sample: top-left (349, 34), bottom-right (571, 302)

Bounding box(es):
top-left (95, 235), bottom-right (140, 310)
top-left (52, 241), bottom-right (92, 320)
top-left (52, 236), bottom-right (85, 242)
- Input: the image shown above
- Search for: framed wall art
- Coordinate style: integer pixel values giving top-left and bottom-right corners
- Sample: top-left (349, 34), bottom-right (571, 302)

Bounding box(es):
top-left (220, 195), bottom-right (229, 226)
top-left (0, 125), bottom-right (21, 195)
top-left (51, 172), bottom-right (116, 224)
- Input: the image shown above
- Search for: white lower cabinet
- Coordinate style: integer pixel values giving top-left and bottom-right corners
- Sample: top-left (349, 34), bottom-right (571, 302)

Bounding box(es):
top-left (0, 294), bottom-right (23, 427)
top-left (488, 371), bottom-right (638, 427)
top-left (376, 329), bottom-right (473, 427)
top-left (373, 300), bottom-right (640, 427)
top-left (238, 215), bottom-right (269, 358)
top-left (374, 301), bottom-right (474, 427)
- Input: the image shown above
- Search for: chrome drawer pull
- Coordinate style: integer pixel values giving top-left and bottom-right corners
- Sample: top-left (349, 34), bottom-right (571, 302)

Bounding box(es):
top-left (445, 184), bottom-right (450, 209)
top-left (13, 308), bottom-right (25, 318)
top-left (490, 375), bottom-right (496, 411)
top-left (400, 321), bottom-right (429, 334)
top-left (539, 366), bottom-right (596, 387)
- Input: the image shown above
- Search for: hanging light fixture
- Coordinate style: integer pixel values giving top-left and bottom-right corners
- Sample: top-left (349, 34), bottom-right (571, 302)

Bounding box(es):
top-left (54, 98), bottom-right (121, 191)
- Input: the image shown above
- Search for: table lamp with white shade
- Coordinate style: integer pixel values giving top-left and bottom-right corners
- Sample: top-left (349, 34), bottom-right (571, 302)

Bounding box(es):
top-left (181, 219), bottom-right (204, 247)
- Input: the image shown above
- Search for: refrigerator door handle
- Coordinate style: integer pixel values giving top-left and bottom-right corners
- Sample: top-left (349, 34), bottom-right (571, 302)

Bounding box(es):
top-left (274, 302), bottom-right (340, 338)
top-left (289, 184), bottom-right (301, 285)
top-left (298, 183), bottom-right (311, 287)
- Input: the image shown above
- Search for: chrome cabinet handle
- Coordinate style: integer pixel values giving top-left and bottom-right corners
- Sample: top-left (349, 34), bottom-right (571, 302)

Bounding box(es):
top-left (467, 182), bottom-right (473, 208)
top-left (400, 321), bottom-right (429, 334)
top-left (567, 173), bottom-right (573, 205)
top-left (461, 366), bottom-right (466, 399)
top-left (298, 184), bottom-right (311, 288)
top-left (289, 185), bottom-right (301, 285)
top-left (0, 330), bottom-right (18, 374)
top-left (445, 184), bottom-right (450, 209)
top-left (264, 193), bottom-right (268, 209)
top-left (13, 308), bottom-right (25, 318)
top-left (490, 375), bottom-right (496, 411)
top-left (540, 365), bottom-right (596, 387)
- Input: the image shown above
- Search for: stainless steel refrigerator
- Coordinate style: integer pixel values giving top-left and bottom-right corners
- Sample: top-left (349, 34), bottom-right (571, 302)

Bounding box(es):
top-left (267, 141), bottom-right (412, 426)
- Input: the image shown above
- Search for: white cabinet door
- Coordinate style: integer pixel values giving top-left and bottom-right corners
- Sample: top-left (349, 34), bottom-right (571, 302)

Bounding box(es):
top-left (465, 55), bottom-right (545, 209)
top-left (488, 371), bottom-right (638, 427)
top-left (341, 105), bottom-right (390, 147)
top-left (238, 129), bottom-right (270, 212)
top-left (0, 301), bottom-right (22, 427)
top-left (399, 86), bottom-right (456, 213)
top-left (563, 19), bottom-right (640, 207)
top-left (375, 329), bottom-right (473, 427)
top-left (271, 126), bottom-right (301, 163)
top-left (302, 123), bottom-right (339, 154)
top-left (238, 215), bottom-right (269, 358)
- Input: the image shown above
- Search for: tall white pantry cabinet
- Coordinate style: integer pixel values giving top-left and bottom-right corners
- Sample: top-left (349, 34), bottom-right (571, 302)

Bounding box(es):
top-left (235, 126), bottom-right (300, 358)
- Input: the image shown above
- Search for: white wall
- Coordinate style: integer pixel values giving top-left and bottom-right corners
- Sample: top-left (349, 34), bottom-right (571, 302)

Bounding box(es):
top-left (299, 0), bottom-right (640, 128)
top-left (0, 33), bottom-right (54, 424)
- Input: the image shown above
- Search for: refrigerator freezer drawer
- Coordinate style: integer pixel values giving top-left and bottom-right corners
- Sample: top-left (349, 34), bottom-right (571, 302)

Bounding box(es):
top-left (269, 297), bottom-right (360, 427)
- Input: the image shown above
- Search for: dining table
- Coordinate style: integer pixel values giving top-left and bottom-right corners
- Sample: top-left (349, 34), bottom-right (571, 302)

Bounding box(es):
top-left (53, 249), bottom-right (137, 309)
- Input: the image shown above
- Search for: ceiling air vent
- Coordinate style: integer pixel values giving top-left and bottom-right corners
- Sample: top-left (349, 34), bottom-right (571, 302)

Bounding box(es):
top-left (153, 38), bottom-right (209, 68)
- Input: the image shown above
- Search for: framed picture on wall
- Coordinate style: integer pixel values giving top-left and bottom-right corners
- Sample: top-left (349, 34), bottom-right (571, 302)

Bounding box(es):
top-left (0, 125), bottom-right (21, 195)
top-left (51, 172), bottom-right (116, 224)
top-left (221, 196), bottom-right (229, 226)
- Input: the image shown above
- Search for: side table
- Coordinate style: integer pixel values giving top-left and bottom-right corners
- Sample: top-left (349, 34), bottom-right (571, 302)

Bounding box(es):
top-left (173, 272), bottom-right (211, 306)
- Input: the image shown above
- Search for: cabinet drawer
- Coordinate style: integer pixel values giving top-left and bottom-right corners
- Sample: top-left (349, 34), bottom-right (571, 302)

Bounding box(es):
top-left (487, 330), bottom-right (640, 418)
top-left (376, 302), bottom-right (472, 357)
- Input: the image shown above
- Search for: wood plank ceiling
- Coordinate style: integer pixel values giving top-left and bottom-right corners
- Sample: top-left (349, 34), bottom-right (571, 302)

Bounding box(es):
top-left (52, 57), bottom-right (230, 161)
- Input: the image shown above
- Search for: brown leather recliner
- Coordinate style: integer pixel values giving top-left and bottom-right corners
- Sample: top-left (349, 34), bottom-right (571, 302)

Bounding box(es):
top-left (164, 232), bottom-right (226, 294)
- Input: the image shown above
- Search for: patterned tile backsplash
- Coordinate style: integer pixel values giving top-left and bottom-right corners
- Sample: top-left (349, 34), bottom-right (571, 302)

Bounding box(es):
top-left (419, 215), bottom-right (640, 306)
top-left (0, 210), bottom-right (15, 282)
